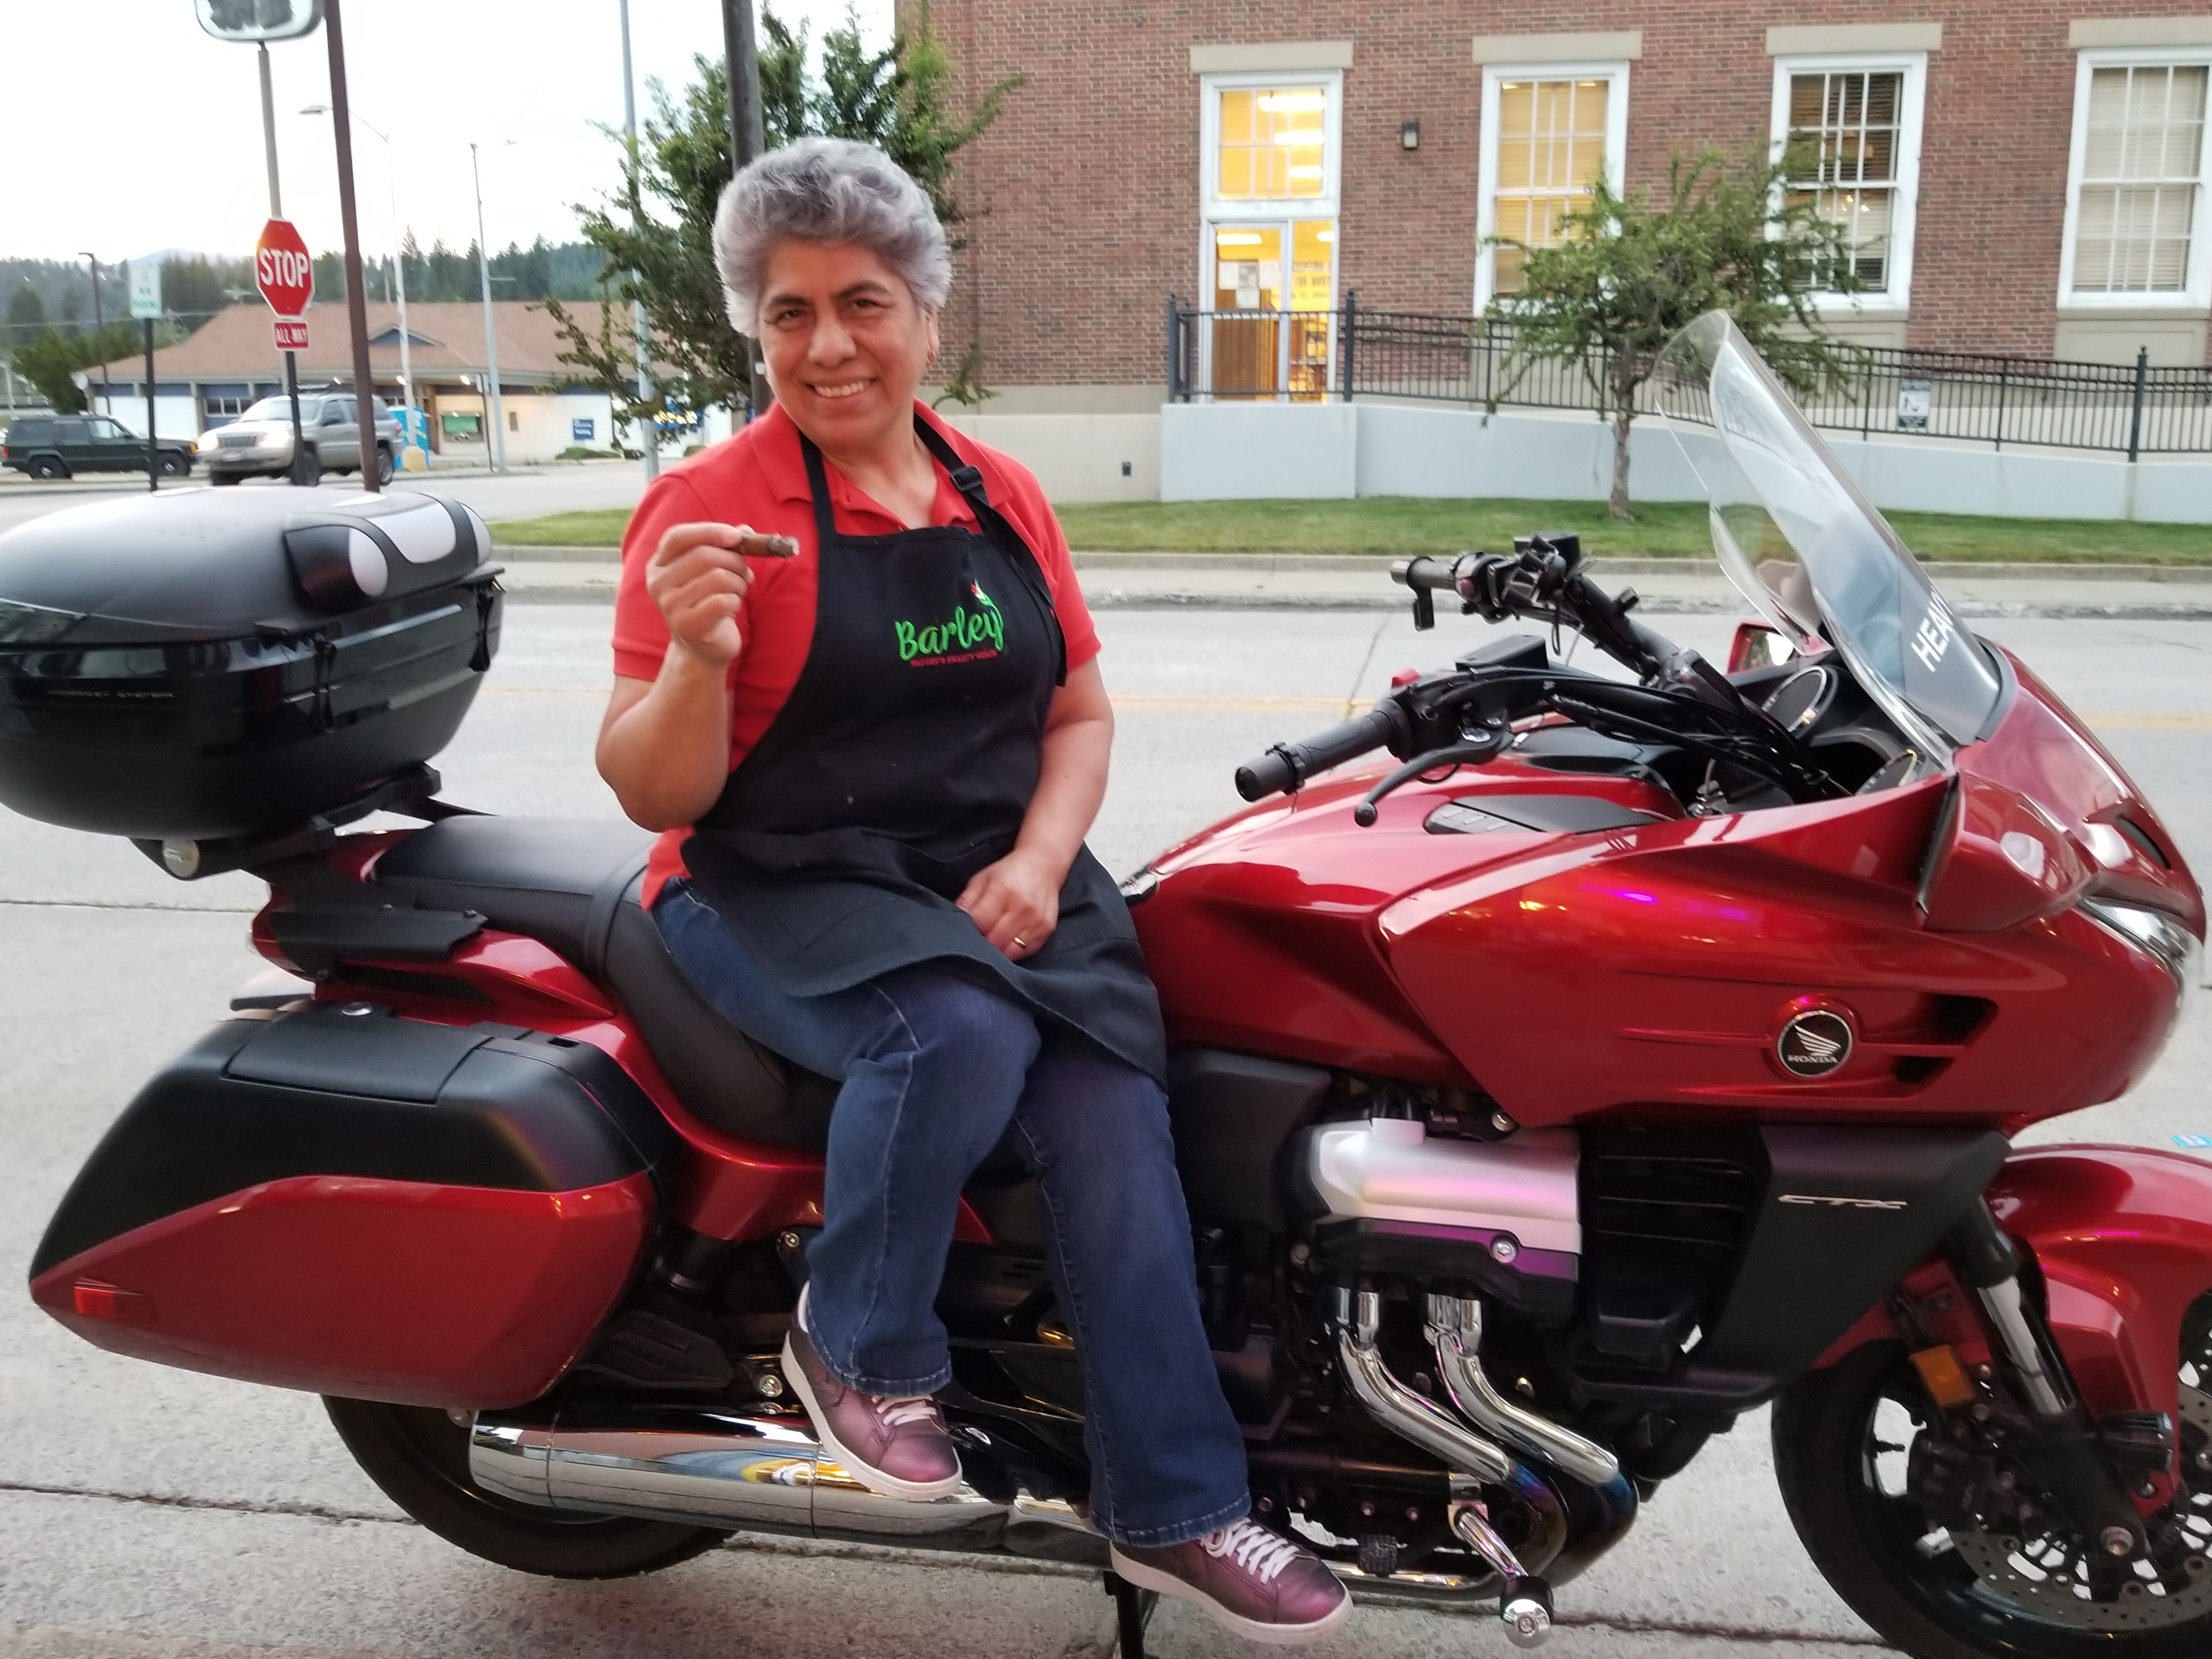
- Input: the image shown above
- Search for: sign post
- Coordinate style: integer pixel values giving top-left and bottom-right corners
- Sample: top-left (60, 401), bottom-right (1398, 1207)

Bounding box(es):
top-left (129, 263), bottom-right (162, 492)
top-left (256, 217), bottom-right (317, 485)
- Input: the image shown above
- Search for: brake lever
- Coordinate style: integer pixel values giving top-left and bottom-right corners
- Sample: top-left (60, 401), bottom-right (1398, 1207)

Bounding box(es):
top-left (1351, 727), bottom-right (1512, 826)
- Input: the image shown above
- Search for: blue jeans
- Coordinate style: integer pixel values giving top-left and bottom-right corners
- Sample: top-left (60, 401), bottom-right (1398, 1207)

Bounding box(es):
top-left (656, 881), bottom-right (1250, 1547)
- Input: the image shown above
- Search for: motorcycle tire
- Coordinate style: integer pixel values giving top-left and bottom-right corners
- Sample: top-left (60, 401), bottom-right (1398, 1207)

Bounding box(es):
top-left (1773, 1299), bottom-right (2212, 1659)
top-left (324, 1396), bottom-right (730, 1579)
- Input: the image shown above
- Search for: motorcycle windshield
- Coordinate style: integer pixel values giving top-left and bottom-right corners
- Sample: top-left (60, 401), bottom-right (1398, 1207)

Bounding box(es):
top-left (1654, 312), bottom-right (2002, 753)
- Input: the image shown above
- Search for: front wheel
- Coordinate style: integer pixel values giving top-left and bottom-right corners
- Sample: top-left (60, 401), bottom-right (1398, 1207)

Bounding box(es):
top-left (157, 452), bottom-right (189, 477)
top-left (323, 1396), bottom-right (729, 1578)
top-left (27, 456), bottom-right (67, 480)
top-left (1773, 1297), bottom-right (2212, 1658)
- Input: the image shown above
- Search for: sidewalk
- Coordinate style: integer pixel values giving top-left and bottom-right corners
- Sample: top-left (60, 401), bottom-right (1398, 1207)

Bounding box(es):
top-left (489, 547), bottom-right (2212, 619)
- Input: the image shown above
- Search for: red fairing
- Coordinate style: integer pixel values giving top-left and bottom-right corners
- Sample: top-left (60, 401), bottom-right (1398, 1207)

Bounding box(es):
top-left (29, 1173), bottom-right (653, 1408)
top-left (1138, 664), bottom-right (2191, 1133)
top-left (1990, 1146), bottom-right (2212, 1426)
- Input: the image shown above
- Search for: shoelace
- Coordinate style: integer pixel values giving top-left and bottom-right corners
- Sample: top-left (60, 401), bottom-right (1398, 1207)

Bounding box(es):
top-left (1202, 1519), bottom-right (1302, 1584)
top-left (874, 1395), bottom-right (942, 1431)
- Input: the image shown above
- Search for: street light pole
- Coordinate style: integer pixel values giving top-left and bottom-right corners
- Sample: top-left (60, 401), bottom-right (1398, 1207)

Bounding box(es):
top-left (80, 253), bottom-right (111, 409)
top-left (620, 0), bottom-right (657, 478)
top-left (470, 141), bottom-right (507, 473)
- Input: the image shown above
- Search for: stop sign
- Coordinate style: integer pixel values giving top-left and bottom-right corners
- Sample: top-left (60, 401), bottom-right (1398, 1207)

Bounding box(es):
top-left (255, 219), bottom-right (314, 319)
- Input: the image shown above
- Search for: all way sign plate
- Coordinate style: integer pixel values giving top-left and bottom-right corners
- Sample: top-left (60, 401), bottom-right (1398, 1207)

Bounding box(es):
top-left (274, 318), bottom-right (310, 352)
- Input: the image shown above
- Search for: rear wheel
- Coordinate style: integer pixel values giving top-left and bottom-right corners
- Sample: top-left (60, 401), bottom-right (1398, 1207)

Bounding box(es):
top-left (323, 1396), bottom-right (729, 1578)
top-left (27, 456), bottom-right (67, 480)
top-left (210, 472), bottom-right (241, 486)
top-left (374, 445), bottom-right (395, 484)
top-left (157, 452), bottom-right (189, 477)
top-left (1773, 1297), bottom-right (2212, 1658)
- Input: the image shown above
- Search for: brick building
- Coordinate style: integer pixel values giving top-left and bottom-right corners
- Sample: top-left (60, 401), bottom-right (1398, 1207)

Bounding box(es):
top-left (927, 4), bottom-right (2212, 409)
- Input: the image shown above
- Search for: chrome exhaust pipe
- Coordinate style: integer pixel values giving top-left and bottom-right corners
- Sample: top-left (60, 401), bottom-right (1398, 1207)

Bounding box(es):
top-left (1425, 1295), bottom-right (1621, 1487)
top-left (1325, 1286), bottom-right (1514, 1485)
top-left (469, 1402), bottom-right (1092, 1553)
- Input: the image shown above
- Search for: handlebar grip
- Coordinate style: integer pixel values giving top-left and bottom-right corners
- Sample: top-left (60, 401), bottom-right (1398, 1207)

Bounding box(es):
top-left (1390, 555), bottom-right (1462, 593)
top-left (1234, 706), bottom-right (1403, 802)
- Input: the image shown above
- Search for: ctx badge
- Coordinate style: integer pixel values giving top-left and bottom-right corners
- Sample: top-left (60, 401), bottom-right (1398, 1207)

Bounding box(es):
top-left (1776, 1009), bottom-right (1854, 1078)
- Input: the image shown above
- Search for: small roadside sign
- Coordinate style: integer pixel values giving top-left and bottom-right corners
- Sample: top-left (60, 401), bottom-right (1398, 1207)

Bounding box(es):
top-left (129, 263), bottom-right (162, 319)
top-left (274, 318), bottom-right (311, 352)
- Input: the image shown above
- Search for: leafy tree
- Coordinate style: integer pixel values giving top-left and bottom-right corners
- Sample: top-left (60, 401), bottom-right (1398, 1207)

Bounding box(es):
top-left (545, 3), bottom-right (1023, 442)
top-left (1487, 146), bottom-right (1864, 520)
top-left (5, 283), bottom-right (46, 360)
top-left (14, 322), bottom-right (142, 412)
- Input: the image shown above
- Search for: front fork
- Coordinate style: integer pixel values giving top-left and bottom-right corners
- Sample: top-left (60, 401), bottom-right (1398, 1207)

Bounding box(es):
top-left (1946, 1200), bottom-right (2155, 1557)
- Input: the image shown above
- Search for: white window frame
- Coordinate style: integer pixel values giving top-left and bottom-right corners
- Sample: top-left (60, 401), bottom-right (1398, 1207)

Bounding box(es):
top-left (1768, 52), bottom-right (1927, 314)
top-left (1197, 68), bottom-right (1345, 286)
top-left (1475, 60), bottom-right (1631, 313)
top-left (2057, 47), bottom-right (2212, 311)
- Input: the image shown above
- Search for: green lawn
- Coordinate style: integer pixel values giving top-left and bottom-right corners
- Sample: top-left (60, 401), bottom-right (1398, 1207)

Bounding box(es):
top-left (489, 496), bottom-right (2212, 563)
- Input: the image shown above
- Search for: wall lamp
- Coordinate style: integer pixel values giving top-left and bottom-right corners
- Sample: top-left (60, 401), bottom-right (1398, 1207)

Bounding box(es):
top-left (1401, 118), bottom-right (1421, 150)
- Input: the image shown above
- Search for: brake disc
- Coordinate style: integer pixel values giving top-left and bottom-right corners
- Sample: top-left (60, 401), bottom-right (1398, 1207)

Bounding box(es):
top-left (1950, 1385), bottom-right (2212, 1632)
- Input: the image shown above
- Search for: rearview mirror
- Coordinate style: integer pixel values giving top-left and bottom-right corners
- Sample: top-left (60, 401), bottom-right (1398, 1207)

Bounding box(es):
top-left (1728, 622), bottom-right (1796, 674)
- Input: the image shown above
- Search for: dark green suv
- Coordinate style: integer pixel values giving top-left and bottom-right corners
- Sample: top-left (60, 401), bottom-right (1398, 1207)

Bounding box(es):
top-left (2, 415), bottom-right (195, 480)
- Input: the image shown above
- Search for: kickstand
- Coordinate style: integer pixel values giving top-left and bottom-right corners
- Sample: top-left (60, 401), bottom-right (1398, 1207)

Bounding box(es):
top-left (1102, 1571), bottom-right (1158, 1658)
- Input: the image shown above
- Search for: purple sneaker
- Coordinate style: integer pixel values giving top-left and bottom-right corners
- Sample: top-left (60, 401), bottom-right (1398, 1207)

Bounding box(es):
top-left (1112, 1517), bottom-right (1352, 1645)
top-left (780, 1286), bottom-right (962, 1500)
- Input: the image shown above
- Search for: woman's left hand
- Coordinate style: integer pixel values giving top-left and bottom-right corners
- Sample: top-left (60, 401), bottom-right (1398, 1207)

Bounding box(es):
top-left (957, 848), bottom-right (1063, 960)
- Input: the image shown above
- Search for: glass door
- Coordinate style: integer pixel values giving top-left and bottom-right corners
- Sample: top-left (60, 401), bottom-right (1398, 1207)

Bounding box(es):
top-left (1210, 223), bottom-right (1283, 397)
top-left (1207, 220), bottom-right (1336, 399)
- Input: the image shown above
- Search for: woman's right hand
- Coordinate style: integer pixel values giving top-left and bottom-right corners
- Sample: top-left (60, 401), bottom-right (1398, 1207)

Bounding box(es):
top-left (647, 523), bottom-right (766, 667)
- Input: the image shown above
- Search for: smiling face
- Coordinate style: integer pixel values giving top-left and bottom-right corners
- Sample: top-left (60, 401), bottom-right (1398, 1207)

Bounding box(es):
top-left (755, 239), bottom-right (939, 458)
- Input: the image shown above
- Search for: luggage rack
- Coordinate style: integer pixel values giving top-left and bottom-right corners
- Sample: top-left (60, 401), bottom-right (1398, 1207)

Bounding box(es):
top-left (132, 763), bottom-right (479, 882)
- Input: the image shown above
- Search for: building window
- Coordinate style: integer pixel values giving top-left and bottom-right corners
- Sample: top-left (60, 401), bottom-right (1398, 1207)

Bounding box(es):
top-left (1199, 72), bottom-right (1341, 397)
top-left (1770, 54), bottom-right (1927, 311)
top-left (2063, 60), bottom-right (2210, 300)
top-left (1477, 63), bottom-right (1629, 308)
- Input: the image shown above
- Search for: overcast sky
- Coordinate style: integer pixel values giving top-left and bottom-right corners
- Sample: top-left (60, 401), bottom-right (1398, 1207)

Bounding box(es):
top-left (10, 1), bottom-right (893, 264)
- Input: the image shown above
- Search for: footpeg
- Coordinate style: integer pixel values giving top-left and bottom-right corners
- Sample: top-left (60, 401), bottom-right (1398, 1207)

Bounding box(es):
top-left (1501, 1575), bottom-right (1554, 1649)
top-left (1451, 1490), bottom-right (1554, 1649)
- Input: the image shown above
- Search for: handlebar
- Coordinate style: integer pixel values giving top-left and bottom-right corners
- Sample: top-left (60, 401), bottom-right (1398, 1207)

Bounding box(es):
top-left (1234, 704), bottom-right (1405, 802)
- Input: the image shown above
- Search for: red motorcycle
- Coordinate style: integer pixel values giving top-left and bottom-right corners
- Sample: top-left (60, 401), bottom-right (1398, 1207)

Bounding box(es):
top-left (17, 318), bottom-right (2212, 1659)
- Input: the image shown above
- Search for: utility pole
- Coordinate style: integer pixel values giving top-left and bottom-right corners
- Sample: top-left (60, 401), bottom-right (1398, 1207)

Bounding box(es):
top-left (722, 0), bottom-right (766, 421)
top-left (322, 0), bottom-right (381, 490)
top-left (620, 0), bottom-right (657, 478)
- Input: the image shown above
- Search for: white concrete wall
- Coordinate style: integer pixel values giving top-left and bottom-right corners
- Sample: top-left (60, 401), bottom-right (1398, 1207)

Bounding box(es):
top-left (1147, 402), bottom-right (2212, 524)
top-left (502, 392), bottom-right (618, 465)
top-left (1159, 402), bottom-right (1357, 500)
top-left (939, 411), bottom-right (1160, 503)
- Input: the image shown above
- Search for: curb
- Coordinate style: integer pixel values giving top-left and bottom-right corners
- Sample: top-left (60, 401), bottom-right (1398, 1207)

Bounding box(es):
top-left (490, 545), bottom-right (2212, 583)
top-left (498, 583), bottom-right (2212, 620)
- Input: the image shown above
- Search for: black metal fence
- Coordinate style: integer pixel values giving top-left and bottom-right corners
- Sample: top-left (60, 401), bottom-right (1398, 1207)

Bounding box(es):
top-left (1166, 297), bottom-right (2212, 459)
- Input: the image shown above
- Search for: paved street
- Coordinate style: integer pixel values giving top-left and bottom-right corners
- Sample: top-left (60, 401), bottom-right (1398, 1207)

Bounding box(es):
top-left (4, 599), bottom-right (2211, 1658)
top-left (0, 464), bottom-right (648, 539)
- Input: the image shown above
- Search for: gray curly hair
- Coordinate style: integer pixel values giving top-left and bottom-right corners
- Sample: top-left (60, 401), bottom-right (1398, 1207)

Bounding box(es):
top-left (711, 137), bottom-right (952, 331)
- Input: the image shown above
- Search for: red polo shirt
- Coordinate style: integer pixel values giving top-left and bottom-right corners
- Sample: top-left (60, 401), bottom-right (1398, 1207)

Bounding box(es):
top-left (611, 400), bottom-right (1102, 907)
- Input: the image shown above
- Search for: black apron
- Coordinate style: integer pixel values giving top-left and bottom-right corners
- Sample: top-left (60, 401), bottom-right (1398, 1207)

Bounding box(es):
top-left (680, 415), bottom-right (1166, 1081)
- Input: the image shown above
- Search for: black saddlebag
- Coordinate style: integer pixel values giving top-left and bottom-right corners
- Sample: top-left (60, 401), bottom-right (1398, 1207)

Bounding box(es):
top-left (0, 488), bottom-right (500, 842)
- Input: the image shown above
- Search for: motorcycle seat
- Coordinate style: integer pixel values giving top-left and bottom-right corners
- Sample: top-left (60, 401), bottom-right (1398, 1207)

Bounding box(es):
top-left (371, 815), bottom-right (836, 1148)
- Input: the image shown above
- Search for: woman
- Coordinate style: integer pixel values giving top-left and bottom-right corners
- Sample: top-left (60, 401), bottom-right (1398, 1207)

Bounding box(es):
top-left (596, 138), bottom-right (1349, 1643)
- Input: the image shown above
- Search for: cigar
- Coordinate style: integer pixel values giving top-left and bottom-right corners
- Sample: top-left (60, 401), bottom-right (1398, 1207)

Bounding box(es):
top-left (748, 533), bottom-right (800, 560)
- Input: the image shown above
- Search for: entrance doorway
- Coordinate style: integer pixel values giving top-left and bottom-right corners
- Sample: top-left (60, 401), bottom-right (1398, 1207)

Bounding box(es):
top-left (1206, 219), bottom-right (1336, 398)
